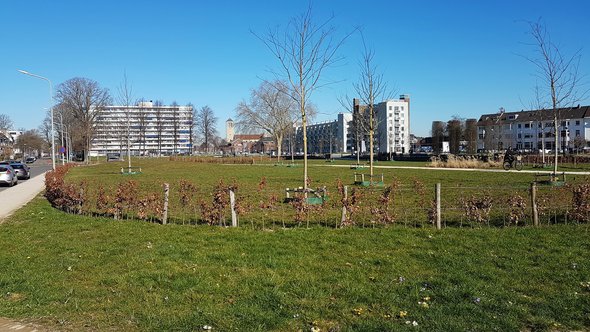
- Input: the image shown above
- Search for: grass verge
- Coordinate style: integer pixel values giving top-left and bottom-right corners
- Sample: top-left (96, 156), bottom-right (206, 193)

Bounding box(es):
top-left (1, 196), bottom-right (589, 331)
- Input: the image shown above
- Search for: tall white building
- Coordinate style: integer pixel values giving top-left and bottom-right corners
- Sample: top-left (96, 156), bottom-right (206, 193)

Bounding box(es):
top-left (353, 95), bottom-right (411, 155)
top-left (375, 95), bottom-right (411, 154)
top-left (91, 101), bottom-right (193, 156)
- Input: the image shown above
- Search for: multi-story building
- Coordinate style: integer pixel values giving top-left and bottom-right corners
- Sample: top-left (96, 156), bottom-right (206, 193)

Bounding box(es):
top-left (291, 113), bottom-right (353, 155)
top-left (91, 101), bottom-right (193, 156)
top-left (476, 105), bottom-right (590, 152)
top-left (353, 95), bottom-right (411, 155)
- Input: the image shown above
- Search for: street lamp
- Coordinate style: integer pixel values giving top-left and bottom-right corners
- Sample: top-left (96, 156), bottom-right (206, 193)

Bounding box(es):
top-left (18, 69), bottom-right (55, 170)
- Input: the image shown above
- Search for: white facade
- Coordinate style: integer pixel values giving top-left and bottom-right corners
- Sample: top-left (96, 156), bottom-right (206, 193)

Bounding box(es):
top-left (91, 101), bottom-right (193, 156)
top-left (293, 113), bottom-right (353, 154)
top-left (375, 96), bottom-right (411, 154)
top-left (477, 106), bottom-right (590, 152)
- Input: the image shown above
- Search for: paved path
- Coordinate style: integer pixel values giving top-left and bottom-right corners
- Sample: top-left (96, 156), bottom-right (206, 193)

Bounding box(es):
top-left (0, 170), bottom-right (48, 222)
top-left (0, 317), bottom-right (42, 332)
top-left (319, 163), bottom-right (590, 175)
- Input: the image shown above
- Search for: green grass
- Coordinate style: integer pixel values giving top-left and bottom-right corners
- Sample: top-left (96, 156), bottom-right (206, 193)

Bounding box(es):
top-left (64, 158), bottom-right (589, 227)
top-left (1, 197), bottom-right (590, 331)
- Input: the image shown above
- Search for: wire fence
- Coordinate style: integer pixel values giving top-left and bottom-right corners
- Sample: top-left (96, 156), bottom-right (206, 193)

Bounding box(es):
top-left (46, 166), bottom-right (590, 229)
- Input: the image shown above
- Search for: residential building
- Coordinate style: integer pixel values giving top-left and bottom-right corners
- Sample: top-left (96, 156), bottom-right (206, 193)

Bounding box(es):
top-left (91, 101), bottom-right (193, 156)
top-left (477, 105), bottom-right (590, 152)
top-left (353, 95), bottom-right (411, 155)
top-left (291, 112), bottom-right (353, 155)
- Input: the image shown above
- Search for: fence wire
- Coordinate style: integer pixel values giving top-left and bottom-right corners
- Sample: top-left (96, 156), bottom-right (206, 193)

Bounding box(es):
top-left (60, 178), bottom-right (589, 230)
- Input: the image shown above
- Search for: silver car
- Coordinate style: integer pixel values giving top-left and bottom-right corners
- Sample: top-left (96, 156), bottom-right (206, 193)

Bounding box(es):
top-left (9, 163), bottom-right (31, 180)
top-left (0, 165), bottom-right (18, 186)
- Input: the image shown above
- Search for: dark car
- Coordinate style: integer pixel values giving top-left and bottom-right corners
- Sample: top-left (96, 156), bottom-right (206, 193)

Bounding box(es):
top-left (8, 162), bottom-right (30, 180)
top-left (25, 157), bottom-right (36, 164)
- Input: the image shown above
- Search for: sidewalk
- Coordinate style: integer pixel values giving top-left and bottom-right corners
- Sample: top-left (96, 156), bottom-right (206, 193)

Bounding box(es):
top-left (0, 317), bottom-right (42, 332)
top-left (0, 172), bottom-right (47, 222)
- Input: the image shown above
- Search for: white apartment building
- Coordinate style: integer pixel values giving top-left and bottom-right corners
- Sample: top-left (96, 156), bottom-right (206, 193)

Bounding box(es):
top-left (375, 96), bottom-right (411, 154)
top-left (353, 95), bottom-right (411, 155)
top-left (477, 105), bottom-right (590, 152)
top-left (293, 113), bottom-right (353, 155)
top-left (91, 101), bottom-right (193, 156)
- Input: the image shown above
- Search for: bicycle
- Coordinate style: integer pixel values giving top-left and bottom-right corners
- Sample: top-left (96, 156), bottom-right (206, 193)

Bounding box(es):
top-left (503, 155), bottom-right (523, 171)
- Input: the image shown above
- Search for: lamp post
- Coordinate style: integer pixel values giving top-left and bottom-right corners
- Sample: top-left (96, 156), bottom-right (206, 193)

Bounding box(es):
top-left (18, 69), bottom-right (55, 170)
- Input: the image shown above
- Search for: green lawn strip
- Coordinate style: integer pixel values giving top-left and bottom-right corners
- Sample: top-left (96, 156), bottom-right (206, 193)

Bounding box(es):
top-left (1, 197), bottom-right (590, 331)
top-left (62, 159), bottom-right (589, 227)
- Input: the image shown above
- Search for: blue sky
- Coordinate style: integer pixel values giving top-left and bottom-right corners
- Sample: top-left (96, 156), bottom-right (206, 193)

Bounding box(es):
top-left (1, 0), bottom-right (589, 137)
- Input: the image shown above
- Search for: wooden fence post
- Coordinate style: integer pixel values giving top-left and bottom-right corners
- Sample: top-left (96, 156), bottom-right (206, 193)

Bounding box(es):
top-left (530, 182), bottom-right (539, 226)
top-left (340, 185), bottom-right (348, 227)
top-left (435, 183), bottom-right (441, 230)
top-left (230, 189), bottom-right (237, 227)
top-left (162, 183), bottom-right (169, 225)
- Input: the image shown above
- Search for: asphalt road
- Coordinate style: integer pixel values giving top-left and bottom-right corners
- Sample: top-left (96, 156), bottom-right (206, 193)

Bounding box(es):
top-left (0, 159), bottom-right (53, 192)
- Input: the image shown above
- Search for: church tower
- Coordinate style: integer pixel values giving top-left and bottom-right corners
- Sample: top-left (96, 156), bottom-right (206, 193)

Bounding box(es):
top-left (226, 118), bottom-right (235, 142)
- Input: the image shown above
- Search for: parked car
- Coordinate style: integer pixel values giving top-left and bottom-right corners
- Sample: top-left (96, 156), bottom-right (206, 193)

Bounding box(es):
top-left (25, 157), bottom-right (36, 164)
top-left (0, 165), bottom-right (18, 186)
top-left (9, 162), bottom-right (30, 180)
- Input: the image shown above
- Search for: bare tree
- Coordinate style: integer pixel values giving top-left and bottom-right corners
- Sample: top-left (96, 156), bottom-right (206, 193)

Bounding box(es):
top-left (525, 20), bottom-right (587, 177)
top-left (0, 114), bottom-right (13, 131)
top-left (447, 117), bottom-right (463, 155)
top-left (195, 106), bottom-right (218, 153)
top-left (431, 121), bottom-right (446, 154)
top-left (353, 36), bottom-right (391, 177)
top-left (117, 72), bottom-right (136, 169)
top-left (255, 4), bottom-right (352, 190)
top-left (154, 100), bottom-right (165, 156)
top-left (55, 77), bottom-right (111, 163)
top-left (236, 81), bottom-right (298, 161)
top-left (171, 101), bottom-right (180, 155)
top-left (137, 98), bottom-right (149, 156)
top-left (186, 102), bottom-right (195, 155)
top-left (38, 110), bottom-right (53, 150)
top-left (464, 118), bottom-right (478, 154)
top-left (15, 129), bottom-right (44, 157)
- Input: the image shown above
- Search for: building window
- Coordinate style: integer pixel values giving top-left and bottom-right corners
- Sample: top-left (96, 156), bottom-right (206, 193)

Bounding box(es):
top-left (394, 106), bottom-right (399, 111)
top-left (518, 124), bottom-right (522, 128)
top-left (576, 130), bottom-right (581, 136)
top-left (524, 123), bottom-right (530, 128)
top-left (389, 106), bottom-right (392, 110)
top-left (576, 120), bottom-right (581, 126)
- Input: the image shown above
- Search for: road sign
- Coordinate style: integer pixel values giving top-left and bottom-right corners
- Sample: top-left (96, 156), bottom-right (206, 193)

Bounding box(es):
top-left (59, 147), bottom-right (66, 153)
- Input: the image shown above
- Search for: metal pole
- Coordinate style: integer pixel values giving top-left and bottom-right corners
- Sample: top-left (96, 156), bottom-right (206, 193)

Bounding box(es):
top-left (435, 183), bottom-right (442, 230)
top-left (18, 70), bottom-right (55, 170)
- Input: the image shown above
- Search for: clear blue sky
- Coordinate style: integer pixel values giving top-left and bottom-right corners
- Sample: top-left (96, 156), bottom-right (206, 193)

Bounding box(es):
top-left (1, 0), bottom-right (588, 137)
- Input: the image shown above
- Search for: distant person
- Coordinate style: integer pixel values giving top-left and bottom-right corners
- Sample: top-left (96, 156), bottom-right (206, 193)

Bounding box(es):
top-left (504, 147), bottom-right (515, 164)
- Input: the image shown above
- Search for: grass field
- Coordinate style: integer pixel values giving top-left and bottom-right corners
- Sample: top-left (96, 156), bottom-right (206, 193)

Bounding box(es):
top-left (62, 158), bottom-right (589, 227)
top-left (1, 196), bottom-right (590, 331)
top-left (0, 159), bottom-right (589, 330)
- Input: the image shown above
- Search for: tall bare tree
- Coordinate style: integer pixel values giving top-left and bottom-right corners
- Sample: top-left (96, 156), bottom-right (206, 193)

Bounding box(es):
top-left (171, 101), bottom-right (180, 155)
top-left (236, 81), bottom-right (298, 161)
top-left (255, 4), bottom-right (352, 191)
top-left (353, 36), bottom-right (391, 177)
top-left (154, 100), bottom-right (165, 156)
top-left (464, 118), bottom-right (478, 154)
top-left (137, 98), bottom-right (149, 156)
top-left (431, 121), bottom-right (446, 154)
top-left (186, 102), bottom-right (195, 154)
top-left (55, 77), bottom-right (111, 163)
top-left (0, 114), bottom-right (13, 131)
top-left (525, 20), bottom-right (587, 177)
top-left (447, 117), bottom-right (463, 155)
top-left (15, 129), bottom-right (44, 157)
top-left (117, 72), bottom-right (136, 169)
top-left (195, 106), bottom-right (217, 153)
